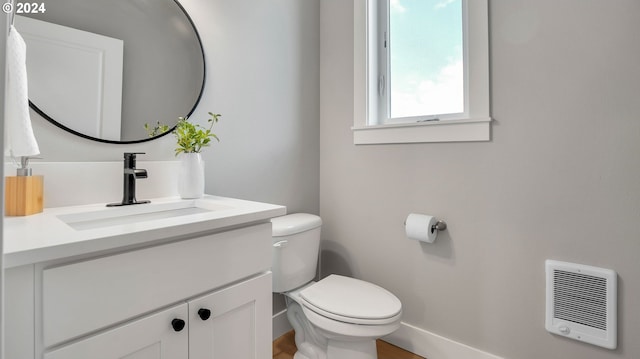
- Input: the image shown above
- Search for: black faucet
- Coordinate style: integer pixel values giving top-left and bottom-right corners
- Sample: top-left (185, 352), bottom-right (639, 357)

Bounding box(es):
top-left (107, 152), bottom-right (150, 207)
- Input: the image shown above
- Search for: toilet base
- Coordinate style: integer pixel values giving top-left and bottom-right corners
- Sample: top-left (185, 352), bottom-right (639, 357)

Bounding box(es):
top-left (291, 335), bottom-right (379, 359)
top-left (286, 298), bottom-right (381, 359)
top-left (326, 339), bottom-right (377, 359)
top-left (287, 300), bottom-right (327, 359)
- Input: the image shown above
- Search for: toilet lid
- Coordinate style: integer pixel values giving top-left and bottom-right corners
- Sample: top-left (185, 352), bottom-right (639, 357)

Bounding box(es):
top-left (299, 275), bottom-right (401, 321)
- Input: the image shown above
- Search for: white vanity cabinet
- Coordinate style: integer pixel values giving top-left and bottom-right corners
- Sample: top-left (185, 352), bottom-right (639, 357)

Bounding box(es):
top-left (43, 273), bottom-right (271, 359)
top-left (5, 212), bottom-right (281, 359)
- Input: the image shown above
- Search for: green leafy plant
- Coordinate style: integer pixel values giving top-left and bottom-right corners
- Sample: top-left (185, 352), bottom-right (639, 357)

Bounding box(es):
top-left (144, 121), bottom-right (170, 137)
top-left (174, 112), bottom-right (221, 156)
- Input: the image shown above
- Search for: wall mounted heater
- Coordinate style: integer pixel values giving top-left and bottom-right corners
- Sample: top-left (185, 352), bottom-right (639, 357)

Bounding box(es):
top-left (545, 260), bottom-right (617, 349)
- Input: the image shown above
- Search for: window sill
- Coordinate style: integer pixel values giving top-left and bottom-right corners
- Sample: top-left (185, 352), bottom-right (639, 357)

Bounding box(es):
top-left (352, 118), bottom-right (492, 145)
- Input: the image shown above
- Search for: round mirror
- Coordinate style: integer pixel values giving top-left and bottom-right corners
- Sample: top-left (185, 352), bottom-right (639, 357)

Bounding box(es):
top-left (16, 0), bottom-right (205, 144)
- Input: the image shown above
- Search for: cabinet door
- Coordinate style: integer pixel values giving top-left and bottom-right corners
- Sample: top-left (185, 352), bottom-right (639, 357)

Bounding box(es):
top-left (189, 272), bottom-right (272, 359)
top-left (44, 303), bottom-right (188, 359)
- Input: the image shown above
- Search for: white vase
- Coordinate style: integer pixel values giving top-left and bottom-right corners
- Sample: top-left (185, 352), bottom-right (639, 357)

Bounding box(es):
top-left (178, 153), bottom-right (205, 199)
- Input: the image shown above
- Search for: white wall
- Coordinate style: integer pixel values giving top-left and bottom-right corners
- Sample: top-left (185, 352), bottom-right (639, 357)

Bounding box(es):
top-left (319, 1), bottom-right (640, 358)
top-left (185, 0), bottom-right (320, 213)
top-left (23, 0), bottom-right (320, 214)
top-left (1, 10), bottom-right (8, 358)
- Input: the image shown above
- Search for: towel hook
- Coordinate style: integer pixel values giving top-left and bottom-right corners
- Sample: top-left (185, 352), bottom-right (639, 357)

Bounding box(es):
top-left (7, 0), bottom-right (16, 34)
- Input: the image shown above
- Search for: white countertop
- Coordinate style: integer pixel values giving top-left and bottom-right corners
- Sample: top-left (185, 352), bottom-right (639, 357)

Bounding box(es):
top-left (4, 195), bottom-right (286, 268)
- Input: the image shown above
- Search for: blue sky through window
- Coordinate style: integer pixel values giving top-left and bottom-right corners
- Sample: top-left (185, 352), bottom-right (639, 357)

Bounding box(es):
top-left (389, 0), bottom-right (464, 119)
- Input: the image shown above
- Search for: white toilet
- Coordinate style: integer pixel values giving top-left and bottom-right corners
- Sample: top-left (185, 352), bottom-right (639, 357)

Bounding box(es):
top-left (271, 213), bottom-right (402, 359)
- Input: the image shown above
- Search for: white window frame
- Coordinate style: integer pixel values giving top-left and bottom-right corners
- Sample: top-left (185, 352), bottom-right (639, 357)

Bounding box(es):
top-left (352, 0), bottom-right (491, 145)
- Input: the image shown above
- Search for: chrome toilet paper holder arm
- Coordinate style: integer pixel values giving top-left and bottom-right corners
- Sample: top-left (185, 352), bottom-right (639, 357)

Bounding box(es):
top-left (431, 220), bottom-right (447, 234)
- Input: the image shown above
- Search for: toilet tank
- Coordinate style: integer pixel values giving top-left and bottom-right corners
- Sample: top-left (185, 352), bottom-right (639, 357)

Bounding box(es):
top-left (271, 213), bottom-right (323, 293)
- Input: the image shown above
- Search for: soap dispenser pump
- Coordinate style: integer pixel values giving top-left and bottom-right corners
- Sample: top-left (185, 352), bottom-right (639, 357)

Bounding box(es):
top-left (5, 156), bottom-right (44, 216)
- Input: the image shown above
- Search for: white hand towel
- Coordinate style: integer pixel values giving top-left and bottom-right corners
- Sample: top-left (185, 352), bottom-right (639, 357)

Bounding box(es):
top-left (4, 25), bottom-right (40, 158)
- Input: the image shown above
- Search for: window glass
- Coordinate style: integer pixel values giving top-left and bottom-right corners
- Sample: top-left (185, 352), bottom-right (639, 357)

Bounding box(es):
top-left (388, 0), bottom-right (464, 120)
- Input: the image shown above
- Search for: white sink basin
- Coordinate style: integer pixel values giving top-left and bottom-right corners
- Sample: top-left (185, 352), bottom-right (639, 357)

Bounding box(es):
top-left (57, 200), bottom-right (232, 231)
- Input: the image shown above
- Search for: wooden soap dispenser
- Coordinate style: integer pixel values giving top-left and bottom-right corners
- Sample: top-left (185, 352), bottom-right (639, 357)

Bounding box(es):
top-left (5, 156), bottom-right (43, 216)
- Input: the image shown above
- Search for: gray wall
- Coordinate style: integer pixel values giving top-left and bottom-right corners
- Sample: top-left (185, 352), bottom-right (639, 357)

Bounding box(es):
top-left (319, 1), bottom-right (640, 359)
top-left (26, 0), bottom-right (320, 214)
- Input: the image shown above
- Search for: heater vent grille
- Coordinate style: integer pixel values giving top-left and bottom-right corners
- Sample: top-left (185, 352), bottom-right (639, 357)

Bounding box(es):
top-left (545, 260), bottom-right (617, 349)
top-left (553, 270), bottom-right (607, 330)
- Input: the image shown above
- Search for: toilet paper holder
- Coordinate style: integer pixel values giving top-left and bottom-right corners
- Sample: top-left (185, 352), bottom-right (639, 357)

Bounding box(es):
top-left (431, 220), bottom-right (447, 234)
top-left (403, 217), bottom-right (448, 233)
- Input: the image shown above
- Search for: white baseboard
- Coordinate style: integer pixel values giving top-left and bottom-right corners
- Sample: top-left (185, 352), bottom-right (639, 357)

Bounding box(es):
top-left (273, 309), bottom-right (293, 340)
top-left (383, 322), bottom-right (505, 359)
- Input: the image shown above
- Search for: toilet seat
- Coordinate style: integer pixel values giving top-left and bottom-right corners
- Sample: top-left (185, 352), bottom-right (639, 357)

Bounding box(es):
top-left (299, 275), bottom-right (402, 325)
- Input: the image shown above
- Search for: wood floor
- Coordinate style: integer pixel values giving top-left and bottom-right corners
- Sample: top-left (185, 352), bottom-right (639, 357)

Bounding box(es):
top-left (273, 331), bottom-right (424, 359)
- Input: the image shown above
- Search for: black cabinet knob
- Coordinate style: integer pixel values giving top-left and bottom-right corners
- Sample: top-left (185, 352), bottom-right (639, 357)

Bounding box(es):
top-left (198, 308), bottom-right (211, 321)
top-left (171, 318), bottom-right (186, 332)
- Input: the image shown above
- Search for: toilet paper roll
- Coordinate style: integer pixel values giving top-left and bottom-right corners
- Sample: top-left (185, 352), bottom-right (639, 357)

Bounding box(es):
top-left (405, 213), bottom-right (438, 243)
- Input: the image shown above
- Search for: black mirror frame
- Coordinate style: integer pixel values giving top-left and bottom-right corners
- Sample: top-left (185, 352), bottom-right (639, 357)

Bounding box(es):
top-left (30, 0), bottom-right (206, 145)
